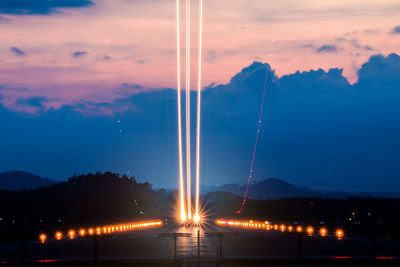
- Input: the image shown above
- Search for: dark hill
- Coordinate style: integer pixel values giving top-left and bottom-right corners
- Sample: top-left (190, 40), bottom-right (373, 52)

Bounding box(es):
top-left (0, 172), bottom-right (171, 229)
top-left (204, 178), bottom-right (400, 199)
top-left (0, 171), bottom-right (57, 191)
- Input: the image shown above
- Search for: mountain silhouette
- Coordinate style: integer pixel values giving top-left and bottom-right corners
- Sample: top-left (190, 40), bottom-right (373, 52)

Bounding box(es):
top-left (0, 171), bottom-right (57, 191)
top-left (202, 178), bottom-right (400, 199)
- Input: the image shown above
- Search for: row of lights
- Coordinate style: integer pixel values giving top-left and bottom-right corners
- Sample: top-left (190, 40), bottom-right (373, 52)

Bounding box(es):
top-left (39, 220), bottom-right (163, 243)
top-left (215, 220), bottom-right (344, 239)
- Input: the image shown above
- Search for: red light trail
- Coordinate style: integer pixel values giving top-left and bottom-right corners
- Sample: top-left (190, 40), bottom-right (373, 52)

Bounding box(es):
top-left (235, 65), bottom-right (269, 214)
top-left (236, 0), bottom-right (279, 214)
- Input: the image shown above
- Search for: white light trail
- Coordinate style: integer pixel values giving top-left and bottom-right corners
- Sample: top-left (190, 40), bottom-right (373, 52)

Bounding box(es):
top-left (194, 0), bottom-right (203, 220)
top-left (185, 0), bottom-right (192, 219)
top-left (176, 0), bottom-right (186, 222)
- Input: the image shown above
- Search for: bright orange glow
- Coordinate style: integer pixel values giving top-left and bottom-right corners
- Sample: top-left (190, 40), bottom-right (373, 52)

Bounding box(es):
top-left (68, 230), bottom-right (75, 239)
top-left (88, 228), bottom-right (94, 235)
top-left (185, 0), bottom-right (192, 221)
top-left (39, 234), bottom-right (47, 243)
top-left (307, 226), bottom-right (314, 235)
top-left (96, 227), bottom-right (101, 235)
top-left (320, 227), bottom-right (327, 237)
top-left (79, 229), bottom-right (86, 237)
top-left (215, 219), bottom-right (331, 239)
top-left (194, 213), bottom-right (200, 225)
top-left (176, 0), bottom-right (187, 225)
top-left (336, 229), bottom-right (344, 239)
top-left (55, 232), bottom-right (63, 240)
top-left (264, 221), bottom-right (269, 225)
top-left (194, 0), bottom-right (203, 226)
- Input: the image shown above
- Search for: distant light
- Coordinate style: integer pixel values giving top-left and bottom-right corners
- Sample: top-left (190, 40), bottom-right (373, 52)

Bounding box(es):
top-left (96, 227), bottom-right (101, 235)
top-left (55, 232), bottom-right (63, 240)
top-left (194, 213), bottom-right (200, 225)
top-left (264, 221), bottom-right (269, 225)
top-left (68, 230), bottom-right (75, 239)
top-left (320, 227), bottom-right (327, 237)
top-left (88, 228), bottom-right (94, 235)
top-left (79, 229), bottom-right (86, 237)
top-left (336, 229), bottom-right (344, 239)
top-left (306, 226), bottom-right (314, 235)
top-left (296, 226), bottom-right (303, 233)
top-left (288, 226), bottom-right (293, 232)
top-left (39, 234), bottom-right (47, 243)
top-left (280, 225), bottom-right (286, 232)
top-left (274, 224), bottom-right (278, 230)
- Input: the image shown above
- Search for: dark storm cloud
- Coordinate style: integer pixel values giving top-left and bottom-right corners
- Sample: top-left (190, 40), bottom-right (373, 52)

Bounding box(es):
top-left (0, 0), bottom-right (94, 15)
top-left (10, 46), bottom-right (25, 56)
top-left (72, 51), bottom-right (87, 58)
top-left (391, 25), bottom-right (400, 34)
top-left (1, 54), bottom-right (400, 192)
top-left (316, 45), bottom-right (337, 53)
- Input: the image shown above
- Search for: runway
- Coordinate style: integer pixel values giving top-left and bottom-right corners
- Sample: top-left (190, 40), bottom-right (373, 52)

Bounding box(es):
top-left (1, 221), bottom-right (400, 263)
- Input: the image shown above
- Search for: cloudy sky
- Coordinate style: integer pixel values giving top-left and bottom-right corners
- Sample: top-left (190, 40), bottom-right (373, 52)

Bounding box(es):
top-left (0, 0), bottom-right (399, 191)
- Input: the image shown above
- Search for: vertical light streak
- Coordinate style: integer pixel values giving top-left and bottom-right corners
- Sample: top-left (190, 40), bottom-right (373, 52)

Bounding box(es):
top-left (185, 0), bottom-right (192, 219)
top-left (194, 0), bottom-right (203, 220)
top-left (177, 0), bottom-right (186, 222)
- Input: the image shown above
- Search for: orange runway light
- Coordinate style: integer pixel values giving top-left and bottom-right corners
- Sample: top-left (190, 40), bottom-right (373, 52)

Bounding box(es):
top-left (39, 234), bottom-right (47, 243)
top-left (288, 225), bottom-right (293, 232)
top-left (68, 230), bottom-right (75, 239)
top-left (88, 228), bottom-right (94, 235)
top-left (320, 227), bottom-right (327, 237)
top-left (55, 232), bottom-right (63, 240)
top-left (307, 226), bottom-right (314, 235)
top-left (79, 229), bottom-right (86, 237)
top-left (274, 224), bottom-right (278, 230)
top-left (96, 227), bottom-right (101, 235)
top-left (336, 229), bottom-right (344, 239)
top-left (296, 226), bottom-right (303, 233)
top-left (280, 225), bottom-right (286, 232)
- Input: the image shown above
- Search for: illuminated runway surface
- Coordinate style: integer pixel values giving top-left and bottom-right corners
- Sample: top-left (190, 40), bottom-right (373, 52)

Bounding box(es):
top-left (1, 222), bottom-right (400, 262)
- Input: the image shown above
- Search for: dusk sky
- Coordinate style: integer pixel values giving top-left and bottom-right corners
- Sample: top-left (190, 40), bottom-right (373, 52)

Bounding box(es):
top-left (0, 0), bottom-right (399, 192)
